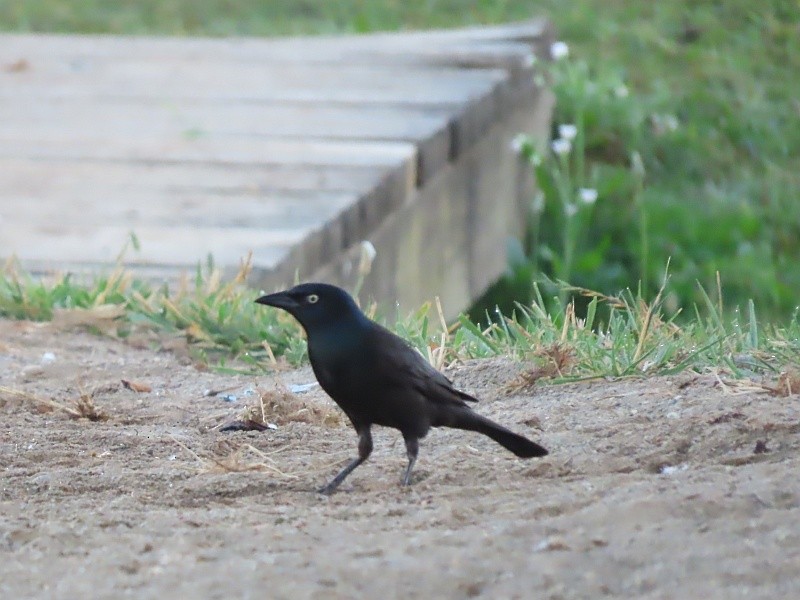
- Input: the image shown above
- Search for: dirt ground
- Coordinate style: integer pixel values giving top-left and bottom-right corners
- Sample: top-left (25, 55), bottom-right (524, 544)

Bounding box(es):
top-left (1, 318), bottom-right (799, 599)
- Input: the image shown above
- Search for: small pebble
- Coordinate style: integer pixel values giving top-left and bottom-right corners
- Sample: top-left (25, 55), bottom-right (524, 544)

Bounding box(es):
top-left (660, 464), bottom-right (689, 475)
top-left (290, 382), bottom-right (319, 394)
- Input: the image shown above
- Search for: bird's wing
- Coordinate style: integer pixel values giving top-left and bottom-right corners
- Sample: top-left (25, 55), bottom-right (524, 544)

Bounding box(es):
top-left (368, 324), bottom-right (478, 406)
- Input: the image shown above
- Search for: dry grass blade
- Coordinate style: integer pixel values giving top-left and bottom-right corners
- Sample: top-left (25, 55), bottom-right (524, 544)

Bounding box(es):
top-left (204, 268), bottom-right (222, 295)
top-left (262, 341), bottom-right (278, 367)
top-left (560, 284), bottom-right (627, 310)
top-left (74, 391), bottom-right (108, 421)
top-left (503, 343), bottom-right (575, 393)
top-left (777, 370), bottom-right (800, 397)
top-left (0, 385), bottom-right (107, 420)
top-left (427, 296), bottom-right (450, 371)
top-left (50, 304), bottom-right (126, 333)
top-left (760, 369), bottom-right (800, 397)
top-left (238, 383), bottom-right (341, 427)
top-left (712, 372), bottom-right (772, 397)
top-left (560, 302), bottom-right (576, 344)
top-left (633, 270), bottom-right (669, 364)
top-left (170, 435), bottom-right (299, 478)
top-left (233, 251), bottom-right (254, 285)
top-left (0, 386), bottom-right (56, 411)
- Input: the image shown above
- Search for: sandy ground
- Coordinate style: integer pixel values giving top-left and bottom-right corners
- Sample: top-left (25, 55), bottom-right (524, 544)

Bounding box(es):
top-left (1, 318), bottom-right (799, 599)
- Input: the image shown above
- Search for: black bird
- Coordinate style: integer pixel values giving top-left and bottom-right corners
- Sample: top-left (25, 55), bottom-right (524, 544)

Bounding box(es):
top-left (256, 283), bottom-right (548, 494)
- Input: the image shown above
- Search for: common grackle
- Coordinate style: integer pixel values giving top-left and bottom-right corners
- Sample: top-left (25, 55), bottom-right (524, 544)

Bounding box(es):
top-left (256, 283), bottom-right (548, 494)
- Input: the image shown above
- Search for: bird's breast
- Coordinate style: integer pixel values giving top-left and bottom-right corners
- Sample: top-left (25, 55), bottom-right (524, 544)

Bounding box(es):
top-left (308, 340), bottom-right (371, 398)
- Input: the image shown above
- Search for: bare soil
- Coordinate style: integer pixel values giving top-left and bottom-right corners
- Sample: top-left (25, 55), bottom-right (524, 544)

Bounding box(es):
top-left (1, 319), bottom-right (799, 599)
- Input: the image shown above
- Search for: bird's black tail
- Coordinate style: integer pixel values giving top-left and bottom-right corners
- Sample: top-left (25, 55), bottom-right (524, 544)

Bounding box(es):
top-left (448, 409), bottom-right (548, 458)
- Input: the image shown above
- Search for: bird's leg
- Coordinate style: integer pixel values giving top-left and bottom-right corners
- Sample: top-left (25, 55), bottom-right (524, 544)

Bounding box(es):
top-left (318, 426), bottom-right (373, 495)
top-left (401, 436), bottom-right (419, 486)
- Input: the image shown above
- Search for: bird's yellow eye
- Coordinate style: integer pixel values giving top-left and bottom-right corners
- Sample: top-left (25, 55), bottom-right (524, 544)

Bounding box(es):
top-left (307, 294), bottom-right (319, 304)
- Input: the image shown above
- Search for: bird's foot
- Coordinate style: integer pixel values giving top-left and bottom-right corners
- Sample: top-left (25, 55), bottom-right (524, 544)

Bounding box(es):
top-left (401, 453), bottom-right (417, 486)
top-left (317, 481), bottom-right (340, 495)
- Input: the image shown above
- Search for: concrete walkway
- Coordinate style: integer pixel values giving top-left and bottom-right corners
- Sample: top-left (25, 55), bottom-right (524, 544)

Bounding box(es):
top-left (1, 21), bottom-right (554, 315)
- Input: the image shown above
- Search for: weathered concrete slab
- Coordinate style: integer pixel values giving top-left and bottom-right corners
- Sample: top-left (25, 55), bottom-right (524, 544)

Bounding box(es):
top-left (0, 20), bottom-right (555, 316)
top-left (1, 22), bottom-right (550, 64)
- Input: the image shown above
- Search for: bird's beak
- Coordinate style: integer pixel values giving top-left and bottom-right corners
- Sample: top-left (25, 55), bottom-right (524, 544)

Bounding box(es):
top-left (255, 291), bottom-right (298, 311)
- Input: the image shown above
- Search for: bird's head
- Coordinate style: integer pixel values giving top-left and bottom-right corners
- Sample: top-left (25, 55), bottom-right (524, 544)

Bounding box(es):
top-left (255, 283), bottom-right (365, 333)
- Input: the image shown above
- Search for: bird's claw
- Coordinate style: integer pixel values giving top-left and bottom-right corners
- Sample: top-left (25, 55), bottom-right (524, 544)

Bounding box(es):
top-left (317, 482), bottom-right (338, 495)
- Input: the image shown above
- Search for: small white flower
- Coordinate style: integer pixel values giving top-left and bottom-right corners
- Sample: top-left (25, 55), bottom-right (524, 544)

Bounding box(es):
top-left (651, 113), bottom-right (680, 135)
top-left (558, 124), bottom-right (578, 141)
top-left (660, 464), bottom-right (688, 475)
top-left (664, 114), bottom-right (679, 132)
top-left (360, 239), bottom-right (376, 262)
top-left (551, 138), bottom-right (572, 156)
top-left (510, 133), bottom-right (527, 154)
top-left (533, 73), bottom-right (546, 88)
top-left (550, 41), bottom-right (569, 60)
top-left (564, 203), bottom-right (579, 217)
top-left (532, 191), bottom-right (545, 213)
top-left (579, 188), bottom-right (598, 204)
top-left (358, 240), bottom-right (377, 276)
top-left (631, 151), bottom-right (646, 178)
top-left (615, 84), bottom-right (629, 98)
top-left (530, 152), bottom-right (542, 167)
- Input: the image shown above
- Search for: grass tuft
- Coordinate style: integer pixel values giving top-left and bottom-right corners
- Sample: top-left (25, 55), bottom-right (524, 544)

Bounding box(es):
top-left (2, 258), bottom-right (799, 384)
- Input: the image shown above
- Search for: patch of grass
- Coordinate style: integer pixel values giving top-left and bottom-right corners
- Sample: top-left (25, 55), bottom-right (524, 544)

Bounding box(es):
top-left (2, 259), bottom-right (798, 381)
top-left (479, 1), bottom-right (799, 320)
top-left (443, 286), bottom-right (799, 382)
top-left (1, 255), bottom-right (307, 370)
top-left (0, 1), bottom-right (536, 36)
